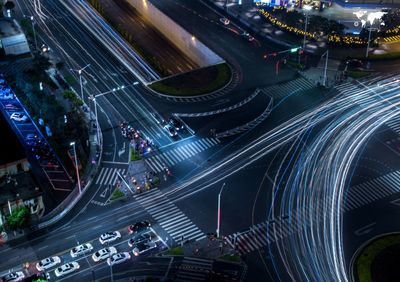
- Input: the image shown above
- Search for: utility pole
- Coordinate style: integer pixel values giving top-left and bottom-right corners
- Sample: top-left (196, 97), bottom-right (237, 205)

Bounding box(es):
top-left (70, 141), bottom-right (81, 194)
top-left (302, 6), bottom-right (312, 51)
top-left (322, 50), bottom-right (329, 87)
top-left (365, 26), bottom-right (375, 58)
top-left (216, 182), bottom-right (226, 238)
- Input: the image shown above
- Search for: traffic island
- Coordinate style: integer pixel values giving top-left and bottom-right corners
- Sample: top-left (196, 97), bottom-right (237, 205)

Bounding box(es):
top-left (354, 233), bottom-right (400, 282)
top-left (148, 63), bottom-right (231, 97)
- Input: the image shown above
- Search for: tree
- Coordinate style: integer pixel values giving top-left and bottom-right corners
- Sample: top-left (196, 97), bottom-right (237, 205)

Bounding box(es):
top-left (7, 206), bottom-right (31, 230)
top-left (381, 8), bottom-right (400, 31)
top-left (4, 1), bottom-right (15, 10)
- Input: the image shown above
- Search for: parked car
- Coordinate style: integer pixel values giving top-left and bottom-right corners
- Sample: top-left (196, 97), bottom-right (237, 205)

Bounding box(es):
top-left (99, 231), bottom-right (121, 245)
top-left (0, 92), bottom-right (14, 100)
top-left (1, 272), bottom-right (25, 282)
top-left (54, 262), bottom-right (80, 277)
top-left (92, 247), bottom-right (117, 262)
top-left (36, 256), bottom-right (61, 271)
top-left (132, 239), bottom-right (157, 256)
top-left (107, 252), bottom-right (131, 266)
top-left (169, 116), bottom-right (185, 131)
top-left (70, 243), bottom-right (93, 258)
top-left (128, 232), bottom-right (153, 247)
top-left (128, 220), bottom-right (151, 234)
top-left (219, 17), bottom-right (230, 25)
top-left (25, 134), bottom-right (40, 141)
top-left (163, 124), bottom-right (177, 137)
top-left (4, 103), bottom-right (21, 111)
top-left (10, 112), bottom-right (28, 122)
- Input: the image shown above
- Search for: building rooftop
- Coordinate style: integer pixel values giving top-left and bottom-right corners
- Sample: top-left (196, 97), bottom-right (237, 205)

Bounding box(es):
top-left (0, 19), bottom-right (23, 38)
top-left (0, 112), bottom-right (26, 166)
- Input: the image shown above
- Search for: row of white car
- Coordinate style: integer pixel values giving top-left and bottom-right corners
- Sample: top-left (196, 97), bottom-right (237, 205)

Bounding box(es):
top-left (34, 229), bottom-right (157, 278)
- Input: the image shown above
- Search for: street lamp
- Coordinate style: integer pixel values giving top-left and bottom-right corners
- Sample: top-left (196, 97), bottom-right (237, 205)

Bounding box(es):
top-left (71, 64), bottom-right (90, 100)
top-left (70, 141), bottom-right (81, 194)
top-left (216, 182), bottom-right (226, 238)
top-left (23, 15), bottom-right (38, 51)
top-left (90, 95), bottom-right (100, 145)
top-left (365, 26), bottom-right (378, 58)
top-left (302, 5), bottom-right (312, 51)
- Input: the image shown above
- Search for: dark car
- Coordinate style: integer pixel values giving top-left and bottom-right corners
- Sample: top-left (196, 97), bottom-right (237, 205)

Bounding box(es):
top-left (169, 116), bottom-right (184, 131)
top-left (241, 32), bottom-right (255, 42)
top-left (128, 232), bottom-right (153, 247)
top-left (346, 59), bottom-right (363, 68)
top-left (128, 220), bottom-right (151, 234)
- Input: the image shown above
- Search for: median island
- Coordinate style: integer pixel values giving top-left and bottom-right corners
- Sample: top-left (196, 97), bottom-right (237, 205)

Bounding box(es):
top-left (354, 233), bottom-right (400, 282)
top-left (149, 63), bottom-right (231, 97)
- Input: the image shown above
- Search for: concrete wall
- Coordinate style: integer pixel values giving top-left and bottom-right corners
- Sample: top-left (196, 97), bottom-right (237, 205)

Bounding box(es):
top-left (126, 0), bottom-right (223, 67)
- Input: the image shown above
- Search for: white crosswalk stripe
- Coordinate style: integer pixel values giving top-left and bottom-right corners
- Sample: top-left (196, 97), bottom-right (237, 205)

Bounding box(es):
top-left (228, 169), bottom-right (400, 255)
top-left (262, 77), bottom-right (315, 100)
top-left (134, 188), bottom-right (205, 242)
top-left (95, 167), bottom-right (127, 186)
top-left (145, 138), bottom-right (220, 172)
top-left (343, 170), bottom-right (400, 211)
top-left (174, 257), bottom-right (213, 282)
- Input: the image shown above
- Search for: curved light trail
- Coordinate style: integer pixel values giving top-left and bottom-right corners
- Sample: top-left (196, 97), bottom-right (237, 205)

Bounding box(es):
top-left (267, 77), bottom-right (400, 281)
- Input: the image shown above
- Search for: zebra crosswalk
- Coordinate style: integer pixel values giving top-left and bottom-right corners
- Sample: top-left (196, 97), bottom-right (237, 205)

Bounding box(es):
top-left (228, 169), bottom-right (400, 255)
top-left (145, 138), bottom-right (220, 173)
top-left (343, 170), bottom-right (400, 212)
top-left (385, 115), bottom-right (400, 135)
top-left (94, 167), bottom-right (127, 186)
top-left (261, 77), bottom-right (315, 100)
top-left (134, 188), bottom-right (206, 243)
top-left (226, 220), bottom-right (298, 255)
top-left (174, 257), bottom-right (213, 281)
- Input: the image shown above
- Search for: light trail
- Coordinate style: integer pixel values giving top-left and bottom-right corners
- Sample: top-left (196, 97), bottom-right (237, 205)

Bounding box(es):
top-left (267, 75), bottom-right (400, 281)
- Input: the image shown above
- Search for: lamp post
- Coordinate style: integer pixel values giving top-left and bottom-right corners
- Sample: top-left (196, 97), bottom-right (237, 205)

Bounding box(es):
top-left (23, 15), bottom-right (38, 51)
top-left (365, 26), bottom-right (377, 58)
top-left (216, 182), bottom-right (226, 238)
top-left (70, 141), bottom-right (81, 194)
top-left (302, 5), bottom-right (312, 51)
top-left (71, 64), bottom-right (90, 100)
top-left (90, 95), bottom-right (100, 145)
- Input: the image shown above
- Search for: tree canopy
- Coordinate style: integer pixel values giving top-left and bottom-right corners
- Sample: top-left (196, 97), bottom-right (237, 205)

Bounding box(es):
top-left (7, 206), bottom-right (31, 230)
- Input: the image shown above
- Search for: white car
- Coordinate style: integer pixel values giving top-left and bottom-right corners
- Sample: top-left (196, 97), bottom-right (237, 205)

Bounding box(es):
top-left (36, 256), bottom-right (61, 271)
top-left (107, 252), bottom-right (131, 266)
top-left (70, 243), bottom-right (93, 258)
top-left (92, 246), bottom-right (117, 262)
top-left (220, 17), bottom-right (230, 25)
top-left (54, 262), bottom-right (80, 277)
top-left (1, 271), bottom-right (25, 282)
top-left (10, 112), bottom-right (28, 122)
top-left (132, 239), bottom-right (157, 257)
top-left (99, 231), bottom-right (121, 244)
top-left (0, 92), bottom-right (14, 100)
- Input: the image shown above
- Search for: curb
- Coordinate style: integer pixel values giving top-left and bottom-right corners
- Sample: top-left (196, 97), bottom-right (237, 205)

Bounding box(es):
top-left (145, 63), bottom-right (239, 102)
top-left (348, 231), bottom-right (400, 282)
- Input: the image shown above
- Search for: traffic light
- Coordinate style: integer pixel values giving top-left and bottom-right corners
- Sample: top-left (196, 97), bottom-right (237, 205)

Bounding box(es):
top-left (263, 54), bottom-right (268, 60)
top-left (272, 52), bottom-right (278, 57)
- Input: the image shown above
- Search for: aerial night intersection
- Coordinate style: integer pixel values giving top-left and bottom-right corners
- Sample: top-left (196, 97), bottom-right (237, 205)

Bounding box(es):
top-left (0, 0), bottom-right (400, 281)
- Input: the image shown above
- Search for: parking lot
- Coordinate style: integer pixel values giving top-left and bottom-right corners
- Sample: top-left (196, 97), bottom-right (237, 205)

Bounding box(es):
top-left (0, 77), bottom-right (73, 193)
